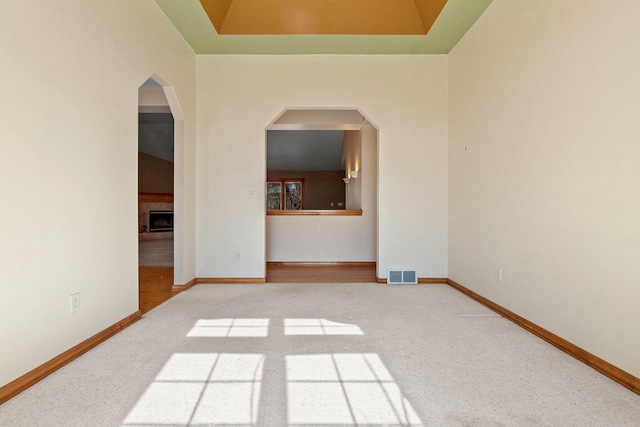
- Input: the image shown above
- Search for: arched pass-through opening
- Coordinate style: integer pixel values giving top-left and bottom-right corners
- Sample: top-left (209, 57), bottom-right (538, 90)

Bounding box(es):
top-left (265, 108), bottom-right (379, 282)
top-left (137, 74), bottom-right (185, 312)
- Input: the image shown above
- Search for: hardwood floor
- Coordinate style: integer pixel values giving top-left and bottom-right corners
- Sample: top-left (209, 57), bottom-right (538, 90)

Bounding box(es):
top-left (140, 263), bottom-right (377, 314)
top-left (266, 262), bottom-right (377, 283)
top-left (139, 267), bottom-right (176, 314)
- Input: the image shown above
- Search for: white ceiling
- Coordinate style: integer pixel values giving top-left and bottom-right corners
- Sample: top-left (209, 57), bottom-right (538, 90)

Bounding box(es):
top-left (266, 109), bottom-right (368, 171)
top-left (140, 77), bottom-right (163, 89)
top-left (269, 109), bottom-right (365, 130)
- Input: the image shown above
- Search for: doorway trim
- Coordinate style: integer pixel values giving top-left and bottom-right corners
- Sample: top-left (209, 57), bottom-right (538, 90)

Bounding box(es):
top-left (138, 73), bottom-right (185, 285)
top-left (264, 107), bottom-right (380, 277)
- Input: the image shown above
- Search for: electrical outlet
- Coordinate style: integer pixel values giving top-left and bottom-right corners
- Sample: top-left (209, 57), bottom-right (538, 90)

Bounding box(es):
top-left (495, 269), bottom-right (503, 283)
top-left (70, 293), bottom-right (80, 313)
top-left (235, 252), bottom-right (241, 261)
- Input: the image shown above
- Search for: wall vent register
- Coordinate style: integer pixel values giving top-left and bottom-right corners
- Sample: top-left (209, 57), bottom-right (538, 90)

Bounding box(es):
top-left (387, 269), bottom-right (418, 285)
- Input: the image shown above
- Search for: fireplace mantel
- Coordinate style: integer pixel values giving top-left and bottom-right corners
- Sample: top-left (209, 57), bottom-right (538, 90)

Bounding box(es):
top-left (138, 193), bottom-right (173, 203)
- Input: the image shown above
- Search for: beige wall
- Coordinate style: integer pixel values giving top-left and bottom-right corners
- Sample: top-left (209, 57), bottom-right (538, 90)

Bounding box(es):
top-left (2, 0), bottom-right (635, 394)
top-left (0, 0), bottom-right (196, 387)
top-left (196, 55), bottom-right (448, 277)
top-left (449, 0), bottom-right (640, 377)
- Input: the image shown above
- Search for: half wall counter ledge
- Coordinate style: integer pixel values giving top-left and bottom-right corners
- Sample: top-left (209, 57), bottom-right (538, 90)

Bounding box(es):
top-left (267, 209), bottom-right (363, 216)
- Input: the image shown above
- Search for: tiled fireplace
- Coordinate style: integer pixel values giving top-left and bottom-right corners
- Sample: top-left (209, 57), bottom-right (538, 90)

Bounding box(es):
top-left (139, 200), bottom-right (173, 240)
top-left (149, 210), bottom-right (173, 232)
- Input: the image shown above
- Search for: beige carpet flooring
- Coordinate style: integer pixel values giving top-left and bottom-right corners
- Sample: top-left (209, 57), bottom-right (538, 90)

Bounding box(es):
top-left (0, 283), bottom-right (638, 426)
top-left (139, 238), bottom-right (173, 267)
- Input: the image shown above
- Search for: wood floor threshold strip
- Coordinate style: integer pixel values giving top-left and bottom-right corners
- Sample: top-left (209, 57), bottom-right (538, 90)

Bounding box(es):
top-left (268, 262), bottom-right (376, 267)
top-left (377, 278), bottom-right (449, 284)
top-left (171, 278), bottom-right (197, 293)
top-left (197, 278), bottom-right (267, 284)
top-left (447, 279), bottom-right (640, 395)
top-left (0, 310), bottom-right (142, 405)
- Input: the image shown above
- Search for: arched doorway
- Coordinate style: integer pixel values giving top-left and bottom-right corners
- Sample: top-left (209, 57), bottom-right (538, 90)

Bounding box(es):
top-left (137, 74), bottom-right (185, 312)
top-left (264, 108), bottom-right (379, 282)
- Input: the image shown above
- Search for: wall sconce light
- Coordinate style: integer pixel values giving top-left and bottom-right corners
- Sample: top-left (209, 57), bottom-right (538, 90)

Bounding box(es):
top-left (343, 177), bottom-right (351, 184)
top-left (350, 170), bottom-right (359, 179)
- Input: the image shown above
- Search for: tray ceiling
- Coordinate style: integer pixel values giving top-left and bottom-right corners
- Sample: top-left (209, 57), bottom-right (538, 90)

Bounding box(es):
top-left (155, 0), bottom-right (493, 54)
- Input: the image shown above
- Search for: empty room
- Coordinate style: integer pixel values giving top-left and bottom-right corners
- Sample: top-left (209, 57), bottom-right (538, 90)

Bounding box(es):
top-left (1, 1), bottom-right (638, 426)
